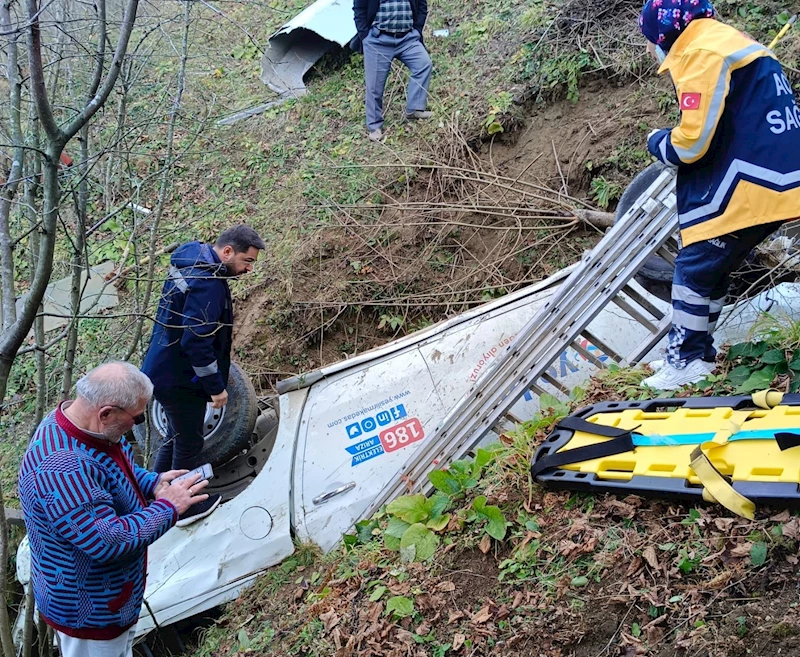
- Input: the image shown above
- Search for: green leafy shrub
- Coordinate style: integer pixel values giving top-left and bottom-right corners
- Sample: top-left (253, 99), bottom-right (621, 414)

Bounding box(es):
top-left (383, 493), bottom-right (451, 561)
top-left (428, 447), bottom-right (498, 499)
top-left (725, 341), bottom-right (799, 393)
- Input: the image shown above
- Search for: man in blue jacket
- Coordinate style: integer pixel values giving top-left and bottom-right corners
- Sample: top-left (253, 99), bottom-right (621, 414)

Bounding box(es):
top-left (638, 0), bottom-right (800, 390)
top-left (141, 225), bottom-right (264, 525)
top-left (19, 362), bottom-right (207, 656)
top-left (352, 0), bottom-right (433, 141)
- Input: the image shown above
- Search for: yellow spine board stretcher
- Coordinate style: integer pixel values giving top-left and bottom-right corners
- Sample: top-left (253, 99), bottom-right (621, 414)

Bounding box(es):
top-left (530, 391), bottom-right (800, 519)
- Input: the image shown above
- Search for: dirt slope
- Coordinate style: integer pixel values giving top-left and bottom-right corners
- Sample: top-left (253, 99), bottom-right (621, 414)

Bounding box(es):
top-left (232, 81), bottom-right (666, 392)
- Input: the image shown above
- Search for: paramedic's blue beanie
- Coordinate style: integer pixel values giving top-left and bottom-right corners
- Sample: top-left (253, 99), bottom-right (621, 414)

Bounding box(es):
top-left (639, 0), bottom-right (715, 50)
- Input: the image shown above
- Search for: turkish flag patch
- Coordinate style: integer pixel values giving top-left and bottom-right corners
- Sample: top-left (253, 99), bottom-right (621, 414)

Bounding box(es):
top-left (680, 92), bottom-right (701, 110)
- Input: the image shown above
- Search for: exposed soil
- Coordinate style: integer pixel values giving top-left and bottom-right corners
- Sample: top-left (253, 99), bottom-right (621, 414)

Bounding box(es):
top-left (489, 80), bottom-right (663, 195)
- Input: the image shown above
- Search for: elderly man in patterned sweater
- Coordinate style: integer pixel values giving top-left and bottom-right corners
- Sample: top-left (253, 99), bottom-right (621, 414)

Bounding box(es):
top-left (352, 0), bottom-right (433, 141)
top-left (18, 362), bottom-right (209, 657)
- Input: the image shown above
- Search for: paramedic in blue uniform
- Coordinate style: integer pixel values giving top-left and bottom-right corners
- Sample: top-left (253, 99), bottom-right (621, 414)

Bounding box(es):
top-left (639, 0), bottom-right (800, 390)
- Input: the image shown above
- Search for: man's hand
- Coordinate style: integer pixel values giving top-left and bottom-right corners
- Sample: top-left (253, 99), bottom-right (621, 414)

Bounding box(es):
top-left (156, 473), bottom-right (209, 515)
top-left (154, 469), bottom-right (189, 497)
top-left (210, 390), bottom-right (228, 409)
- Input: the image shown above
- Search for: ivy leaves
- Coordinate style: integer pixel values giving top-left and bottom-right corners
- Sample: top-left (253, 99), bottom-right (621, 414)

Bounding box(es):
top-left (725, 341), bottom-right (800, 393)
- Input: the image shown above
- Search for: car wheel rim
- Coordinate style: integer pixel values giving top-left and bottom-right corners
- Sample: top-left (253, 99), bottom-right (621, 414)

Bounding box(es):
top-left (151, 400), bottom-right (227, 442)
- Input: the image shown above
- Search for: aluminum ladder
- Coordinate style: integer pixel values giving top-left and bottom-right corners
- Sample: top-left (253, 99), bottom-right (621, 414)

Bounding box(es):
top-left (364, 167), bottom-right (680, 516)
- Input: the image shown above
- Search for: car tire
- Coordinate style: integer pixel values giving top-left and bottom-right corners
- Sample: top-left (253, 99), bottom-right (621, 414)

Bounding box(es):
top-left (133, 362), bottom-right (259, 468)
top-left (614, 162), bottom-right (676, 282)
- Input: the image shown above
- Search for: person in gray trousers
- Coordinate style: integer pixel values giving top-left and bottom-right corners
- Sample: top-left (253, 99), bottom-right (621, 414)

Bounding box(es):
top-left (351, 0), bottom-right (433, 141)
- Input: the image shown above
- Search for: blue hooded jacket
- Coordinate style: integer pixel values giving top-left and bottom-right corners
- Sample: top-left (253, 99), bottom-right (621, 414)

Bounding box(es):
top-left (141, 241), bottom-right (232, 396)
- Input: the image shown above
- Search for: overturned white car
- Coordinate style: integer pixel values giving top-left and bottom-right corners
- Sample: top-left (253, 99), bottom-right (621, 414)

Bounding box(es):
top-left (14, 167), bottom-right (800, 643)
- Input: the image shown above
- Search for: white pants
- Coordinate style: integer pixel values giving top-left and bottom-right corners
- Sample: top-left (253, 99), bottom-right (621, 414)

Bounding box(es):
top-left (56, 627), bottom-right (136, 657)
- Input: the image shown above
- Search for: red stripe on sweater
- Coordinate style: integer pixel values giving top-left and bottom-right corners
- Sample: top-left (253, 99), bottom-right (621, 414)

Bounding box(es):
top-left (41, 613), bottom-right (135, 640)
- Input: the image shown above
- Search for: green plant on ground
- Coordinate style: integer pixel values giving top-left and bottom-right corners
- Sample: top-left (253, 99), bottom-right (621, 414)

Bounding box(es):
top-left (378, 313), bottom-right (405, 333)
top-left (657, 91), bottom-right (679, 120)
top-left (428, 447), bottom-right (498, 499)
top-left (750, 312), bottom-right (800, 351)
top-left (294, 539), bottom-right (323, 566)
top-left (484, 91), bottom-right (515, 135)
top-left (590, 176), bottom-right (624, 209)
top-left (498, 537), bottom-right (543, 582)
top-left (458, 15), bottom-right (502, 49)
top-left (520, 3), bottom-right (547, 29)
top-left (382, 493), bottom-right (451, 561)
top-left (469, 495), bottom-right (508, 540)
top-left (230, 41), bottom-right (260, 61)
top-left (481, 287), bottom-right (508, 301)
top-left (724, 340), bottom-right (798, 393)
top-left (592, 363), bottom-right (652, 398)
top-left (606, 137), bottom-right (653, 175)
top-left (385, 595), bottom-right (416, 620)
top-left (526, 49), bottom-right (594, 103)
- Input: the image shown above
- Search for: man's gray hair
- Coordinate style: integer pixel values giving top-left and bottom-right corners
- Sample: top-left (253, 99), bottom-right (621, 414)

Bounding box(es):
top-left (76, 361), bottom-right (154, 409)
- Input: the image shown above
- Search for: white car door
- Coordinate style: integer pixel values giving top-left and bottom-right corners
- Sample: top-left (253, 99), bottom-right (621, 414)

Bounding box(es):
top-left (292, 347), bottom-right (445, 552)
top-left (134, 390), bottom-right (304, 636)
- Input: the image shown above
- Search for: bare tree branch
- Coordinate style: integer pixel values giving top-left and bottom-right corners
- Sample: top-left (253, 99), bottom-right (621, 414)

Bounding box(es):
top-left (61, 0), bottom-right (139, 143)
top-left (126, 0), bottom-right (191, 360)
top-left (0, 0), bottom-right (24, 331)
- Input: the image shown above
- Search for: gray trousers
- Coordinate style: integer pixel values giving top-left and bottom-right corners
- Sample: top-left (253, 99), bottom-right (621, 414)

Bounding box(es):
top-left (362, 25), bottom-right (432, 131)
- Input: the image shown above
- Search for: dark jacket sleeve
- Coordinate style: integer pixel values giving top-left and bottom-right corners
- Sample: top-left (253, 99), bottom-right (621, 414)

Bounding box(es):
top-left (180, 271), bottom-right (227, 396)
top-left (353, 0), bottom-right (369, 41)
top-left (413, 0), bottom-right (427, 32)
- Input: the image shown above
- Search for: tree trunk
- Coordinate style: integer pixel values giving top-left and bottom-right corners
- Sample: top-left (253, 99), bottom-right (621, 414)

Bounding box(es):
top-left (0, 0), bottom-right (24, 332)
top-left (25, 129), bottom-right (47, 427)
top-left (61, 125), bottom-right (90, 399)
top-left (20, 584), bottom-right (34, 657)
top-left (0, 483), bottom-right (14, 657)
top-left (125, 0), bottom-right (191, 361)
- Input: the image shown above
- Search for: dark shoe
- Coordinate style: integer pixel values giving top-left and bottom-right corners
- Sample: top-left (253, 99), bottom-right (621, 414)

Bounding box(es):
top-left (405, 110), bottom-right (432, 120)
top-left (176, 494), bottom-right (222, 527)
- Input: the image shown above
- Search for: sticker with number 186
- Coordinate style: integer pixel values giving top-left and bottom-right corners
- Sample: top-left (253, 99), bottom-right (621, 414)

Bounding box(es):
top-left (379, 418), bottom-right (424, 453)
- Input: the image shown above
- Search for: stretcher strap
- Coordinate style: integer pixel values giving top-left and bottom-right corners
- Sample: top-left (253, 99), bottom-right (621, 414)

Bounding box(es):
top-left (690, 411), bottom-right (756, 519)
top-left (776, 432), bottom-right (800, 451)
top-left (556, 415), bottom-right (639, 437)
top-left (530, 416), bottom-right (639, 479)
top-left (752, 389), bottom-right (784, 409)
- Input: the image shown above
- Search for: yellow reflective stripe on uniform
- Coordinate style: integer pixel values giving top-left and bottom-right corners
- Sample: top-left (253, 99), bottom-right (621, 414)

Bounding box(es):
top-left (669, 44), bottom-right (769, 164)
top-left (680, 159), bottom-right (800, 225)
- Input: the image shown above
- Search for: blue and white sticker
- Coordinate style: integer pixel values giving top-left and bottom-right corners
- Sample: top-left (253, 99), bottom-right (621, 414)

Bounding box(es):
top-left (345, 404), bottom-right (407, 441)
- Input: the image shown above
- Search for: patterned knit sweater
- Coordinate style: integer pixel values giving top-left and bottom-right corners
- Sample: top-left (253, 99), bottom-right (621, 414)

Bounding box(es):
top-left (18, 404), bottom-right (178, 639)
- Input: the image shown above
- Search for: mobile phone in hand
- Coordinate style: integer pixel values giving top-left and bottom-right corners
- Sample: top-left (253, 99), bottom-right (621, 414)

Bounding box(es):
top-left (171, 463), bottom-right (214, 485)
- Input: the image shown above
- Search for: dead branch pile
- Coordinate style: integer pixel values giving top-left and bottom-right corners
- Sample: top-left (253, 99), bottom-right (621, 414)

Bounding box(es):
top-left (286, 117), bottom-right (608, 349)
